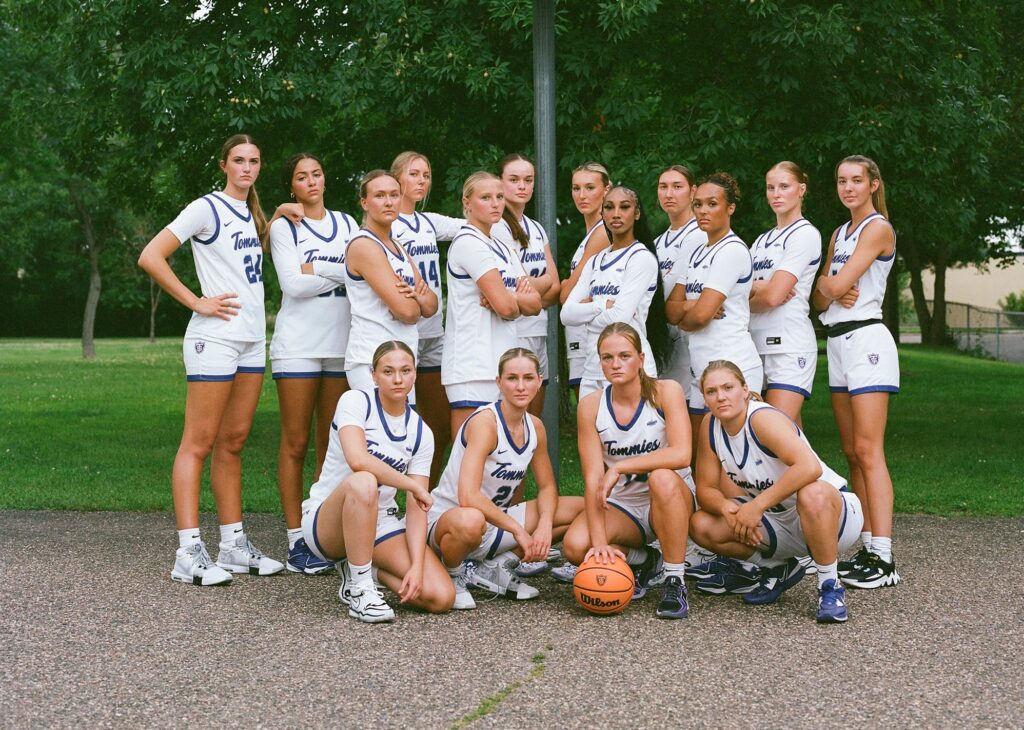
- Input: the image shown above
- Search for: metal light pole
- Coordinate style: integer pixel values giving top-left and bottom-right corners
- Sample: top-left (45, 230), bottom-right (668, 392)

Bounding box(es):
top-left (533, 1), bottom-right (559, 474)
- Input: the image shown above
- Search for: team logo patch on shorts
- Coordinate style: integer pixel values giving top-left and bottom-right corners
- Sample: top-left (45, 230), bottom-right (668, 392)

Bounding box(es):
top-left (868, 353), bottom-right (879, 365)
top-left (797, 356), bottom-right (807, 369)
top-left (194, 341), bottom-right (205, 354)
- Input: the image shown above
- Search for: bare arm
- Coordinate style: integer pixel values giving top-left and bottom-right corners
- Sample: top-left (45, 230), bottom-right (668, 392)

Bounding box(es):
top-left (347, 236), bottom-right (423, 324)
top-left (816, 220), bottom-right (893, 300)
top-left (749, 271), bottom-right (798, 312)
top-left (811, 233), bottom-right (839, 311)
top-left (680, 288), bottom-right (726, 331)
top-left (339, 425), bottom-right (431, 511)
top-left (138, 229), bottom-right (240, 320)
top-left (455, 414), bottom-right (528, 538)
top-left (560, 226), bottom-right (609, 304)
top-left (476, 269), bottom-right (520, 319)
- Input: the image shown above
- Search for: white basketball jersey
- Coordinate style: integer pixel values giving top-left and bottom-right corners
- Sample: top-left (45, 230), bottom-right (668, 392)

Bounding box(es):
top-left (269, 210), bottom-right (357, 359)
top-left (392, 211), bottom-right (462, 339)
top-left (708, 401), bottom-right (845, 516)
top-left (819, 213), bottom-right (895, 326)
top-left (571, 242), bottom-right (659, 382)
top-left (441, 226), bottom-right (523, 385)
top-left (430, 402), bottom-right (537, 517)
top-left (310, 388), bottom-right (430, 515)
top-left (684, 232), bottom-right (760, 371)
top-left (748, 219), bottom-right (821, 354)
top-left (656, 219), bottom-right (707, 350)
top-left (344, 229), bottom-right (419, 366)
top-left (167, 193), bottom-right (266, 342)
top-left (494, 215), bottom-right (550, 338)
top-left (565, 221), bottom-right (605, 356)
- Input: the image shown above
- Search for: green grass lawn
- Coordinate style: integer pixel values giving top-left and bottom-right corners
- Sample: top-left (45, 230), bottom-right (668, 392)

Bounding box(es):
top-left (0, 338), bottom-right (1021, 516)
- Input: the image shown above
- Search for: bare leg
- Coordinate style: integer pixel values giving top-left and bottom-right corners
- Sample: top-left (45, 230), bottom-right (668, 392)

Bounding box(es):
top-left (171, 380), bottom-right (234, 529)
top-left (314, 376), bottom-right (348, 480)
top-left (276, 377), bottom-right (319, 530)
top-left (850, 392), bottom-right (894, 539)
top-left (688, 510), bottom-right (757, 561)
top-left (310, 472), bottom-right (379, 565)
top-left (796, 482), bottom-right (843, 565)
top-left (648, 469), bottom-right (693, 564)
top-left (415, 370), bottom-right (450, 486)
top-left (432, 507), bottom-right (486, 568)
top-left (450, 407), bottom-right (476, 443)
top-left (764, 388), bottom-right (806, 428)
top-left (209, 373), bottom-right (263, 526)
top-left (831, 392), bottom-right (871, 534)
top-left (374, 534), bottom-right (455, 613)
top-left (561, 506), bottom-right (645, 566)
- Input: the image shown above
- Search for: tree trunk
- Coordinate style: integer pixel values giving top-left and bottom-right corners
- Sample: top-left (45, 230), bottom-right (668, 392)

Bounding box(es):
top-left (71, 184), bottom-right (101, 360)
top-left (900, 235), bottom-right (933, 336)
top-left (883, 255), bottom-right (901, 342)
top-left (149, 279), bottom-right (160, 343)
top-left (928, 238), bottom-right (949, 345)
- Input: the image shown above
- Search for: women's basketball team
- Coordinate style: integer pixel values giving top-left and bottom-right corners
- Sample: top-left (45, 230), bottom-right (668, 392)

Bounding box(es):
top-left (140, 135), bottom-right (900, 625)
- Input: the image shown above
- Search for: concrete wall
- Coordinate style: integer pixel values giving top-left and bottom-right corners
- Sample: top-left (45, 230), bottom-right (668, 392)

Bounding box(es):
top-left (904, 255), bottom-right (1024, 310)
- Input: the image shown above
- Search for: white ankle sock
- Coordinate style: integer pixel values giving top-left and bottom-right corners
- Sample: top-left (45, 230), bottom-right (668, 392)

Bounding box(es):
top-left (860, 531), bottom-right (872, 550)
top-left (178, 528), bottom-right (201, 548)
top-left (220, 521), bottom-right (244, 544)
top-left (663, 561), bottom-right (685, 579)
top-left (871, 536), bottom-right (892, 563)
top-left (816, 561), bottom-right (839, 587)
top-left (626, 547), bottom-right (647, 565)
top-left (286, 527), bottom-right (302, 548)
top-left (348, 560), bottom-right (374, 589)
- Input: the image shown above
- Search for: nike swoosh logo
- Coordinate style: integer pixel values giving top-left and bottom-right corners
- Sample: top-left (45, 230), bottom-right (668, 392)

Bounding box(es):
top-left (223, 220), bottom-right (233, 228)
top-left (845, 334), bottom-right (854, 340)
top-left (497, 449), bottom-right (508, 454)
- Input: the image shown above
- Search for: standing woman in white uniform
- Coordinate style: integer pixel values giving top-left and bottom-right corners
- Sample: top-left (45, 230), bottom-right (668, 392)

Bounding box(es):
top-left (344, 170), bottom-right (437, 394)
top-left (301, 341), bottom-right (454, 623)
top-left (138, 134), bottom-right (283, 585)
top-left (748, 161), bottom-right (822, 426)
top-left (442, 172), bottom-right (541, 438)
top-left (269, 153), bottom-right (358, 574)
top-left (390, 151), bottom-right (463, 484)
top-left (812, 155), bottom-right (900, 590)
top-left (561, 323), bottom-right (695, 619)
top-left (561, 186), bottom-right (671, 398)
top-left (689, 360), bottom-right (864, 623)
top-left (666, 172), bottom-right (763, 461)
top-left (428, 348), bottom-right (584, 608)
top-left (494, 153), bottom-right (560, 416)
top-left (560, 162), bottom-right (612, 400)
top-left (655, 164), bottom-right (707, 394)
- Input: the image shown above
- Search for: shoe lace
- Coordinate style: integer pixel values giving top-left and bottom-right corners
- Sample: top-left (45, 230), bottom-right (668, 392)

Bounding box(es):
top-left (187, 542), bottom-right (215, 569)
top-left (241, 537), bottom-right (266, 559)
top-left (462, 560), bottom-right (478, 583)
top-left (661, 578), bottom-right (683, 602)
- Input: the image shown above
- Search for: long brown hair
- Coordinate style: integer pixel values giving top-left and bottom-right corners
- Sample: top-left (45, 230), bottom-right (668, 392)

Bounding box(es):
top-left (498, 153), bottom-right (534, 249)
top-left (220, 134), bottom-right (268, 248)
top-left (597, 323), bottom-right (660, 410)
top-left (837, 155), bottom-right (888, 220)
top-left (390, 151), bottom-right (431, 208)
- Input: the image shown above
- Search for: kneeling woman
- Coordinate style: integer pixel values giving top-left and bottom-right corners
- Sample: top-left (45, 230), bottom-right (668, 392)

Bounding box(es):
top-left (689, 361), bottom-right (864, 623)
top-left (301, 341), bottom-right (455, 623)
top-left (562, 323), bottom-right (695, 620)
top-left (427, 348), bottom-right (583, 608)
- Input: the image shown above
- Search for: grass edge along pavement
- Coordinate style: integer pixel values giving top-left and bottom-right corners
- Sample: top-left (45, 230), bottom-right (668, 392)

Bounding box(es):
top-left (449, 646), bottom-right (550, 729)
top-left (0, 338), bottom-right (1021, 517)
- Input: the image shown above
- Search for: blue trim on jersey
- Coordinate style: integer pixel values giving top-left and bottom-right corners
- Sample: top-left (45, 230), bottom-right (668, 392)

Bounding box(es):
top-left (186, 373), bottom-right (235, 382)
top-left (495, 401), bottom-right (531, 455)
top-left (598, 241), bottom-right (643, 271)
top-left (829, 386), bottom-right (849, 393)
top-left (690, 233), bottom-right (741, 269)
top-left (605, 385), bottom-right (645, 431)
top-left (323, 370), bottom-right (347, 379)
top-left (236, 366), bottom-right (265, 375)
top-left (844, 212), bottom-right (882, 241)
top-left (848, 384), bottom-right (899, 396)
top-left (746, 409), bottom-right (780, 460)
top-left (374, 528), bottom-right (406, 546)
top-left (708, 416), bottom-right (717, 455)
top-left (301, 210), bottom-right (339, 243)
top-left (877, 247), bottom-right (897, 262)
top-left (374, 388), bottom-right (412, 442)
top-left (286, 219), bottom-right (299, 246)
top-left (447, 262), bottom-right (471, 280)
top-left (416, 365), bottom-right (443, 373)
top-left (760, 515), bottom-right (778, 558)
top-left (721, 426), bottom-right (750, 468)
top-left (361, 390), bottom-right (372, 421)
top-left (765, 383), bottom-right (811, 399)
top-left (688, 404), bottom-right (710, 415)
top-left (456, 409), bottom-right (484, 447)
top-left (210, 192), bottom-right (253, 222)
top-left (397, 212), bottom-right (421, 234)
top-left (607, 500), bottom-right (649, 543)
top-left (568, 377), bottom-right (582, 386)
top-left (737, 270), bottom-right (752, 284)
top-left (485, 528), bottom-right (506, 560)
top-left (192, 196), bottom-right (221, 245)
top-left (411, 417), bottom-right (424, 456)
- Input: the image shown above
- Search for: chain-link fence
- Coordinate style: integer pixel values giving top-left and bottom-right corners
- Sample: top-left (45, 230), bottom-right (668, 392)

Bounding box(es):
top-left (914, 301), bottom-right (1024, 363)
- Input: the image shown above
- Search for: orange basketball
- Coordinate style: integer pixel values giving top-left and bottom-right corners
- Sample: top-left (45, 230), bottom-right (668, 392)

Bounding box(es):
top-left (573, 555), bottom-right (635, 615)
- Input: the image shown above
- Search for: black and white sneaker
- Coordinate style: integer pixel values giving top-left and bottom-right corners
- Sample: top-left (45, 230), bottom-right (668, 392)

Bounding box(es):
top-left (841, 552), bottom-right (900, 589)
top-left (838, 547), bottom-right (872, 576)
top-left (347, 584), bottom-right (395, 623)
top-left (171, 542), bottom-right (232, 586)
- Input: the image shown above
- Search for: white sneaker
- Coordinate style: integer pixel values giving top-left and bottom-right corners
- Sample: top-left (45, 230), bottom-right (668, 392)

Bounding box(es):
top-left (337, 559), bottom-right (353, 605)
top-left (684, 539), bottom-right (717, 571)
top-left (171, 542), bottom-right (233, 586)
top-left (467, 553), bottom-right (539, 600)
top-left (550, 562), bottom-right (577, 583)
top-left (546, 547), bottom-right (562, 561)
top-left (448, 567), bottom-right (477, 610)
top-left (216, 535), bottom-right (285, 576)
top-left (347, 583), bottom-right (395, 623)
